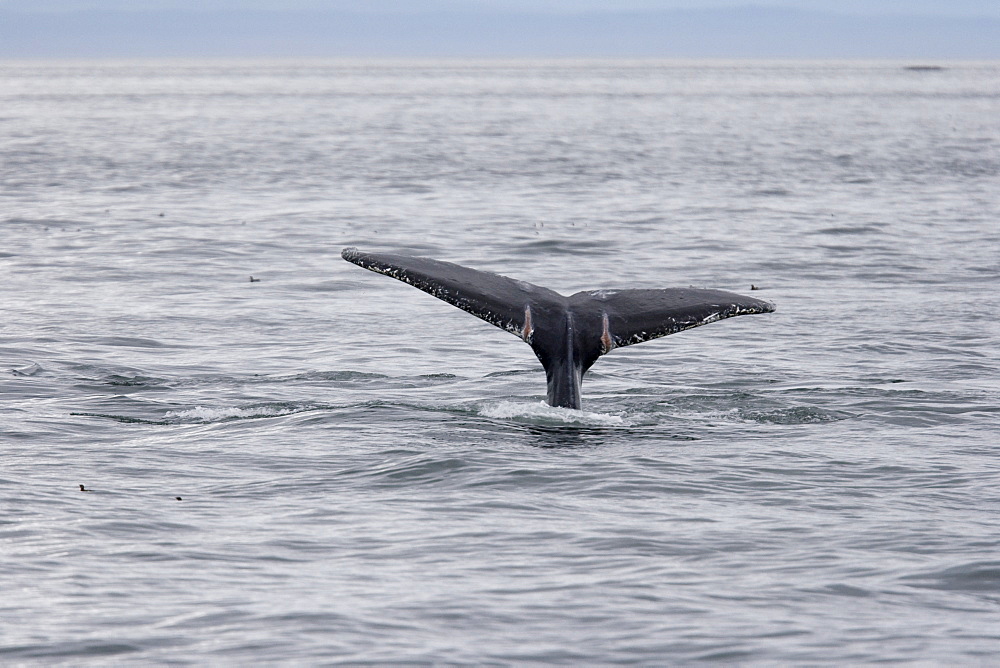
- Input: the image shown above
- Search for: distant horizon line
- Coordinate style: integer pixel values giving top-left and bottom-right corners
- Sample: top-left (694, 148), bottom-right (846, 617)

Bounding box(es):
top-left (2, 6), bottom-right (999, 18)
top-left (1, 56), bottom-right (992, 64)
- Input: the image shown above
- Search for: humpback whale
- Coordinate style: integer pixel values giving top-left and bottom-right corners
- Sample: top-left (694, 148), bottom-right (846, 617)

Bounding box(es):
top-left (342, 248), bottom-right (774, 409)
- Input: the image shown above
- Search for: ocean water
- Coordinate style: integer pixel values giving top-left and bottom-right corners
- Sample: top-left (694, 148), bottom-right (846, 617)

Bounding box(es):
top-left (2, 59), bottom-right (999, 664)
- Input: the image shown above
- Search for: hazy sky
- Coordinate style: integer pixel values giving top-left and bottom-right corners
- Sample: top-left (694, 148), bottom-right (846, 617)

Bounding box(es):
top-left (2, 1), bottom-right (998, 58)
top-left (2, 0), bottom-right (999, 16)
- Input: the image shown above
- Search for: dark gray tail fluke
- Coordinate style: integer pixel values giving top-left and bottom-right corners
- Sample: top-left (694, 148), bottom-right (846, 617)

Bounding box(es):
top-left (342, 248), bottom-right (774, 409)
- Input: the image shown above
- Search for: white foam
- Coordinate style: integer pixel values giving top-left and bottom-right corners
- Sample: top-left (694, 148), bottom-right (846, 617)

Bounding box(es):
top-left (479, 400), bottom-right (627, 426)
top-left (165, 405), bottom-right (285, 421)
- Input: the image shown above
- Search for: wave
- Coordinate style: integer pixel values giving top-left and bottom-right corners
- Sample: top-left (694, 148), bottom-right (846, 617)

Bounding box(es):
top-left (72, 401), bottom-right (330, 425)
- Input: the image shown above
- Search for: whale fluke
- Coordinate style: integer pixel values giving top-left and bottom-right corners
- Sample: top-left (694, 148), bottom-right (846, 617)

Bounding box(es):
top-left (342, 248), bottom-right (774, 409)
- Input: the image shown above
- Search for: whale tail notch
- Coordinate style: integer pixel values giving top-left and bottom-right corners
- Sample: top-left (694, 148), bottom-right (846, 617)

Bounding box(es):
top-left (342, 248), bottom-right (774, 409)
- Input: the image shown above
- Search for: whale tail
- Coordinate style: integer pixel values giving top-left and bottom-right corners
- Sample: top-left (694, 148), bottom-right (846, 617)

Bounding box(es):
top-left (342, 248), bottom-right (774, 409)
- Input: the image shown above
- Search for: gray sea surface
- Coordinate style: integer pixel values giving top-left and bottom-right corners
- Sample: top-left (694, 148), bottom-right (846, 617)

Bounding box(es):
top-left (2, 59), bottom-right (999, 664)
